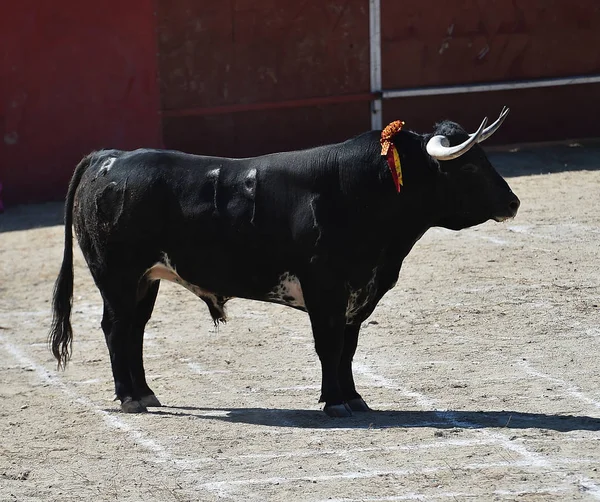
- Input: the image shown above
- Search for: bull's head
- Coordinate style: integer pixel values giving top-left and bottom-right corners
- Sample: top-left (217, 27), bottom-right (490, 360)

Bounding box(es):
top-left (425, 107), bottom-right (520, 230)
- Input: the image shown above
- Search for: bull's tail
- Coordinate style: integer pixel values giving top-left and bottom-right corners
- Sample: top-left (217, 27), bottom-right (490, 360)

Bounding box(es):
top-left (49, 154), bottom-right (94, 369)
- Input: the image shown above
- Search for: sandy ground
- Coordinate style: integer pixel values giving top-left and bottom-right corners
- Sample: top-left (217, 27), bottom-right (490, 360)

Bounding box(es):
top-left (1, 144), bottom-right (599, 501)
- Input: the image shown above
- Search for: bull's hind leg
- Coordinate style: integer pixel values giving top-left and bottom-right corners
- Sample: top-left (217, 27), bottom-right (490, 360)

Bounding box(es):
top-left (130, 281), bottom-right (161, 408)
top-left (100, 278), bottom-right (148, 413)
top-left (101, 302), bottom-right (144, 412)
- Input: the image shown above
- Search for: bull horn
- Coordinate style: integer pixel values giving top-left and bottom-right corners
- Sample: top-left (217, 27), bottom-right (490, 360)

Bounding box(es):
top-left (471, 106), bottom-right (510, 143)
top-left (426, 117), bottom-right (488, 161)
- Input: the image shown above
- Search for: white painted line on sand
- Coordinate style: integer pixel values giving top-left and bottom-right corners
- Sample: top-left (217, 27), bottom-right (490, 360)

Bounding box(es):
top-left (199, 458), bottom-right (594, 491)
top-left (476, 235), bottom-right (508, 246)
top-left (519, 360), bottom-right (600, 410)
top-left (271, 385), bottom-right (320, 391)
top-left (492, 487), bottom-right (567, 497)
top-left (0, 334), bottom-right (170, 462)
top-left (228, 437), bottom-right (496, 461)
top-left (2, 311), bottom-right (49, 317)
top-left (353, 362), bottom-right (550, 467)
top-left (73, 378), bottom-right (101, 385)
top-left (0, 334), bottom-right (249, 499)
top-left (580, 478), bottom-right (600, 500)
top-left (182, 357), bottom-right (303, 430)
top-left (321, 485), bottom-right (569, 502)
top-left (6, 333), bottom-right (597, 500)
top-left (353, 362), bottom-right (600, 499)
top-left (354, 362), bottom-right (436, 409)
top-left (321, 493), bottom-right (473, 502)
top-left (187, 361), bottom-right (231, 374)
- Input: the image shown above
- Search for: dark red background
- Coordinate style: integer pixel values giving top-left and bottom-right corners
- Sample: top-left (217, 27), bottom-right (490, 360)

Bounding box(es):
top-left (2, 1), bottom-right (600, 206)
top-left (1, 1), bottom-right (161, 206)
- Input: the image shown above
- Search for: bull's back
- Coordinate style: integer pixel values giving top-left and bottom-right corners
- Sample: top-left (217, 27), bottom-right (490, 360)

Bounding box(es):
top-left (73, 149), bottom-right (317, 275)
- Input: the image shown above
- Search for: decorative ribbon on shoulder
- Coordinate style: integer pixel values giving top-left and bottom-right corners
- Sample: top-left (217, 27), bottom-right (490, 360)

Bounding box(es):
top-left (380, 120), bottom-right (405, 192)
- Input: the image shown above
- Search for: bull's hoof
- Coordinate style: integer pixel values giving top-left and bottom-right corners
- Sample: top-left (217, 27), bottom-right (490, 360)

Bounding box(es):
top-left (140, 394), bottom-right (162, 408)
top-left (346, 397), bottom-right (371, 412)
top-left (324, 403), bottom-right (353, 418)
top-left (121, 398), bottom-right (147, 413)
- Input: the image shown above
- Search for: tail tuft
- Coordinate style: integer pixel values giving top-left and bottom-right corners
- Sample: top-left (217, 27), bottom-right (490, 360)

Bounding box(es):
top-left (48, 154), bottom-right (94, 369)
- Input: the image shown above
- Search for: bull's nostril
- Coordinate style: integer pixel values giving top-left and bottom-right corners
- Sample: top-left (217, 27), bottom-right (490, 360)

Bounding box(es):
top-left (509, 199), bottom-right (520, 214)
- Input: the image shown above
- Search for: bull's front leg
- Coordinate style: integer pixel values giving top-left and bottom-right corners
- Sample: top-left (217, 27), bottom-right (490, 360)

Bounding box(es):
top-left (303, 281), bottom-right (351, 417)
top-left (338, 324), bottom-right (371, 412)
top-left (312, 315), bottom-right (351, 417)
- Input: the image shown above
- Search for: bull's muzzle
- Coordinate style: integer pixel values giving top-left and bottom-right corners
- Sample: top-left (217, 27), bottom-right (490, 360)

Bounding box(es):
top-left (494, 193), bottom-right (520, 222)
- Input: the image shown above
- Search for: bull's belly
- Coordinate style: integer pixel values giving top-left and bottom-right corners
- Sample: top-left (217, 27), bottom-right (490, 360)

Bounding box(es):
top-left (143, 256), bottom-right (306, 318)
top-left (143, 254), bottom-right (382, 323)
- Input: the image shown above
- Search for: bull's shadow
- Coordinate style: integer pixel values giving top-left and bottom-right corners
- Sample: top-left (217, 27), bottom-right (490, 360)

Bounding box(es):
top-left (0, 201), bottom-right (64, 233)
top-left (151, 406), bottom-right (600, 432)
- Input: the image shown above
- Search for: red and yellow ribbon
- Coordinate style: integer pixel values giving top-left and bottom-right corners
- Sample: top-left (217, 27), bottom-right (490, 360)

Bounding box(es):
top-left (380, 120), bottom-right (405, 192)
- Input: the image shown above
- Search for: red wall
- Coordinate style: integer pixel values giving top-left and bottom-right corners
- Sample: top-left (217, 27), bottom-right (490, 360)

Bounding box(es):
top-left (157, 1), bottom-right (600, 158)
top-left (157, 0), bottom-right (371, 157)
top-left (381, 0), bottom-right (600, 88)
top-left (3, 1), bottom-right (600, 206)
top-left (0, 1), bottom-right (162, 206)
top-left (381, 0), bottom-right (600, 144)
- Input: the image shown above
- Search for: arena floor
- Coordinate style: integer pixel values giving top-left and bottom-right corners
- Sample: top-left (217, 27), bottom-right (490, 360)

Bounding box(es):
top-left (1, 143), bottom-right (599, 501)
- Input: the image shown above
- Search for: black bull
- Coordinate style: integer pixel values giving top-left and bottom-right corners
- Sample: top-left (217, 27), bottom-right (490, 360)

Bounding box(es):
top-left (50, 111), bottom-right (520, 417)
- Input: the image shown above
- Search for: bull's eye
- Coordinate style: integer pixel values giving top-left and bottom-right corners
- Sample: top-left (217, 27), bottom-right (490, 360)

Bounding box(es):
top-left (461, 163), bottom-right (478, 174)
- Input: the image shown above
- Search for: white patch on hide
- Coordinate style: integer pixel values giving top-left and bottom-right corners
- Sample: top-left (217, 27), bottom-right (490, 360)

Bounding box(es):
top-left (346, 268), bottom-right (378, 323)
top-left (244, 168), bottom-right (257, 196)
top-left (206, 168), bottom-right (220, 211)
top-left (99, 157), bottom-right (116, 175)
top-left (206, 168), bottom-right (220, 179)
top-left (267, 272), bottom-right (305, 309)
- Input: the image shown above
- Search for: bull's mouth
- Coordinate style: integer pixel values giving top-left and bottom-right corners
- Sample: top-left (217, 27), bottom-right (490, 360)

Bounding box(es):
top-left (493, 198), bottom-right (520, 222)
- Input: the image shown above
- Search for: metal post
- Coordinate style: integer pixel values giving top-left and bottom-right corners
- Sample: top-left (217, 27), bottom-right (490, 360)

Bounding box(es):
top-left (369, 0), bottom-right (382, 130)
